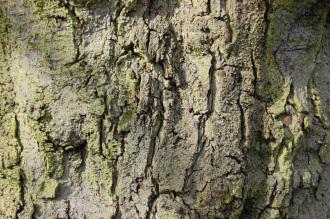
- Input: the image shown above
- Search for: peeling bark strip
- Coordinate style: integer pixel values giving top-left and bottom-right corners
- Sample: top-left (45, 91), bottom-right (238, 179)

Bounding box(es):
top-left (0, 0), bottom-right (330, 218)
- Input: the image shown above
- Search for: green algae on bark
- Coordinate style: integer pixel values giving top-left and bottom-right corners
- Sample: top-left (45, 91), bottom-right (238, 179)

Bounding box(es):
top-left (1, 0), bottom-right (330, 218)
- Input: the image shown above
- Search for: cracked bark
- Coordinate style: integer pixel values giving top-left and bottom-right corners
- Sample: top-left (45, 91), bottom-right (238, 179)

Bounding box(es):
top-left (1, 0), bottom-right (330, 218)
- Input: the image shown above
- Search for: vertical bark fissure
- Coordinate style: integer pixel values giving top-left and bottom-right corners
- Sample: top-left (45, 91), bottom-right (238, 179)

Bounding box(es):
top-left (144, 102), bottom-right (163, 178)
top-left (14, 114), bottom-right (25, 219)
top-left (183, 49), bottom-right (216, 193)
top-left (59, 0), bottom-right (85, 65)
top-left (99, 117), bottom-right (106, 159)
top-left (1, 0), bottom-right (330, 218)
top-left (238, 71), bottom-right (246, 150)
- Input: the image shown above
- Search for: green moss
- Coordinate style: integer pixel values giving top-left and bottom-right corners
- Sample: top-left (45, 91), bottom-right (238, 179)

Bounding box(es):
top-left (23, 0), bottom-right (77, 70)
top-left (271, 141), bottom-right (293, 207)
top-left (194, 178), bottom-right (244, 218)
top-left (45, 151), bottom-right (64, 179)
top-left (30, 123), bottom-right (53, 151)
top-left (23, 0), bottom-right (54, 11)
top-left (248, 177), bottom-right (268, 200)
top-left (124, 0), bottom-right (137, 11)
top-left (86, 155), bottom-right (113, 192)
top-left (36, 178), bottom-right (59, 199)
top-left (125, 69), bottom-right (137, 95)
top-left (267, 79), bottom-right (291, 116)
top-left (276, 141), bottom-right (293, 174)
top-left (272, 0), bottom-right (297, 11)
top-left (303, 116), bottom-right (312, 130)
top-left (102, 139), bottom-right (122, 160)
top-left (262, 208), bottom-right (281, 219)
top-left (0, 8), bottom-right (16, 118)
top-left (0, 168), bottom-right (22, 218)
top-left (311, 89), bottom-right (322, 117)
top-left (85, 128), bottom-right (114, 193)
top-left (284, 128), bottom-right (294, 144)
top-left (0, 9), bottom-right (10, 59)
top-left (258, 11), bottom-right (286, 104)
top-left (107, 55), bottom-right (139, 132)
top-left (89, 98), bottom-right (105, 116)
top-left (0, 9), bottom-right (22, 218)
top-left (117, 109), bottom-right (137, 132)
top-left (0, 113), bottom-right (20, 169)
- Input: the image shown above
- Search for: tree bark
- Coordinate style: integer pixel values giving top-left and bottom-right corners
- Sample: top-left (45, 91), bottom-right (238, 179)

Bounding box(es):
top-left (0, 0), bottom-right (330, 218)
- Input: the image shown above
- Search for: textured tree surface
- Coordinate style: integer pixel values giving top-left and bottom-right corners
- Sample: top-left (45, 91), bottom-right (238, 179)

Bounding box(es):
top-left (0, 0), bottom-right (330, 218)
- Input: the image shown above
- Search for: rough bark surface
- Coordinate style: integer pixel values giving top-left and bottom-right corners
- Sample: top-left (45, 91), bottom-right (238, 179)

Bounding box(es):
top-left (0, 0), bottom-right (330, 218)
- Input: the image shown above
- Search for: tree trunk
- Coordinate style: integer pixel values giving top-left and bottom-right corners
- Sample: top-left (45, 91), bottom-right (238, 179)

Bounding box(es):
top-left (0, 0), bottom-right (329, 218)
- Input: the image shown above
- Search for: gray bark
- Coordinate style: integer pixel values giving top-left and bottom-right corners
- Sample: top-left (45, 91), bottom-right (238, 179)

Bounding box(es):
top-left (0, 0), bottom-right (330, 218)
